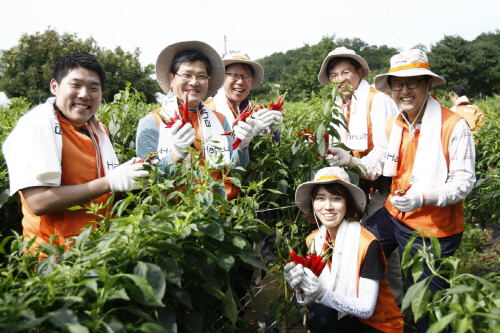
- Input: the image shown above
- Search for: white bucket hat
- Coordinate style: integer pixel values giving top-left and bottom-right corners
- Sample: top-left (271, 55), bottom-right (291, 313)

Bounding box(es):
top-left (318, 47), bottom-right (370, 85)
top-left (222, 53), bottom-right (264, 89)
top-left (374, 49), bottom-right (446, 93)
top-left (156, 40), bottom-right (224, 98)
top-left (295, 167), bottom-right (366, 215)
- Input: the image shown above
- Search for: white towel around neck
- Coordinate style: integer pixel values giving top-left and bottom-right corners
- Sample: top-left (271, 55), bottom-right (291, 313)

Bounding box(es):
top-left (3, 97), bottom-right (119, 195)
top-left (314, 221), bottom-right (361, 320)
top-left (158, 91), bottom-right (231, 167)
top-left (330, 79), bottom-right (370, 151)
top-left (383, 96), bottom-right (448, 193)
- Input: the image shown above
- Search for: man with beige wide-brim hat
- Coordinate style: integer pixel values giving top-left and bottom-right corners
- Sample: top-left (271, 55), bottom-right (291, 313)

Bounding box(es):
top-left (206, 52), bottom-right (283, 139)
top-left (318, 45), bottom-right (403, 302)
top-left (136, 41), bottom-right (252, 200)
top-left (327, 48), bottom-right (476, 332)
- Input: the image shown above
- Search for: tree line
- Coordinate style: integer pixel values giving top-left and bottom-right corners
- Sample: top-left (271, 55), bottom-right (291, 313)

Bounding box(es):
top-left (1, 29), bottom-right (499, 105)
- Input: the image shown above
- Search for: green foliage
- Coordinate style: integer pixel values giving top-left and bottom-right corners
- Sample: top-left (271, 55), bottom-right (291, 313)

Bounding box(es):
top-left (0, 149), bottom-right (268, 332)
top-left (401, 233), bottom-right (500, 332)
top-left (465, 95), bottom-right (500, 227)
top-left (428, 34), bottom-right (500, 98)
top-left (0, 28), bottom-right (161, 104)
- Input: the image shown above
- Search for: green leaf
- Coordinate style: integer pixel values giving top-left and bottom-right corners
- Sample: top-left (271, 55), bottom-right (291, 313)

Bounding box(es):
top-left (233, 236), bottom-right (249, 249)
top-left (223, 287), bottom-right (238, 325)
top-left (430, 235), bottom-right (442, 258)
top-left (402, 278), bottom-right (427, 313)
top-left (157, 305), bottom-right (178, 333)
top-left (215, 253), bottom-right (235, 272)
top-left (163, 257), bottom-right (182, 288)
top-left (47, 309), bottom-right (89, 333)
top-left (427, 312), bottom-right (456, 333)
top-left (197, 223), bottom-right (224, 241)
top-left (134, 262), bottom-right (166, 301)
top-left (137, 322), bottom-right (169, 333)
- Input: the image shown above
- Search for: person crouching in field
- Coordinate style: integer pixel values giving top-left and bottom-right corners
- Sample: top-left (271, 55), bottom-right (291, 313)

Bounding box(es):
top-left (2, 52), bottom-right (150, 250)
top-left (285, 167), bottom-right (404, 333)
top-left (135, 41), bottom-right (254, 200)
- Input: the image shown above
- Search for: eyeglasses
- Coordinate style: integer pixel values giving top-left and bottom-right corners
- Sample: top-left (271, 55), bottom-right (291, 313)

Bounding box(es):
top-left (390, 78), bottom-right (427, 91)
top-left (175, 73), bottom-right (210, 83)
top-left (225, 73), bottom-right (253, 82)
top-left (329, 70), bottom-right (354, 81)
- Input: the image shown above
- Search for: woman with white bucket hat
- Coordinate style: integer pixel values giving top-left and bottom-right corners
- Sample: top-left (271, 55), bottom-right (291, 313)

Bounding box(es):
top-left (285, 167), bottom-right (403, 332)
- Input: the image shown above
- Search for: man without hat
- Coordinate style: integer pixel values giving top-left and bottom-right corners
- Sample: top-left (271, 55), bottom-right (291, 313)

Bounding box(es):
top-left (447, 84), bottom-right (484, 134)
top-left (327, 49), bottom-right (476, 332)
top-left (319, 46), bottom-right (403, 303)
top-left (2, 52), bottom-right (151, 250)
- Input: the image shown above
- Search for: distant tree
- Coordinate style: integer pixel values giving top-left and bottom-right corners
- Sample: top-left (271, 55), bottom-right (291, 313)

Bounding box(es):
top-left (473, 30), bottom-right (500, 47)
top-left (0, 28), bottom-right (160, 105)
top-left (429, 35), bottom-right (500, 98)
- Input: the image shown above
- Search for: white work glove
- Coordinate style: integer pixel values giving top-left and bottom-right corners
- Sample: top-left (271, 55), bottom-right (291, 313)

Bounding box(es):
top-left (326, 147), bottom-right (351, 167)
top-left (251, 108), bottom-right (274, 135)
top-left (284, 262), bottom-right (305, 289)
top-left (108, 158), bottom-right (150, 192)
top-left (233, 118), bottom-right (255, 149)
top-left (170, 120), bottom-right (196, 160)
top-left (299, 267), bottom-right (326, 301)
top-left (269, 110), bottom-right (283, 133)
top-left (390, 192), bottom-right (424, 212)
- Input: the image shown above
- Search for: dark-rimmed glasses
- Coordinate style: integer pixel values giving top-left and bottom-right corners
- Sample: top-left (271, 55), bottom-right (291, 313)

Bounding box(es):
top-left (390, 78), bottom-right (427, 91)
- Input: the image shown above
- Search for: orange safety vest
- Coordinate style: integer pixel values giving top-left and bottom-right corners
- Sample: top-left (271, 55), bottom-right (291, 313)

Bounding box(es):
top-left (454, 102), bottom-right (483, 135)
top-left (383, 106), bottom-right (465, 237)
top-left (20, 114), bottom-right (112, 249)
top-left (306, 228), bottom-right (404, 333)
top-left (151, 108), bottom-right (241, 200)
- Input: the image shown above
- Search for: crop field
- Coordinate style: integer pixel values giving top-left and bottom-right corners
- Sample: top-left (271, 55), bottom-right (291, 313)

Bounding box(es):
top-left (0, 86), bottom-right (499, 332)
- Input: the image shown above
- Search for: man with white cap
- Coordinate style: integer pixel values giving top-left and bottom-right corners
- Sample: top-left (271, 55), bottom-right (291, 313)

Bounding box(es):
top-left (205, 53), bottom-right (283, 140)
top-left (319, 46), bottom-right (402, 303)
top-left (136, 41), bottom-right (252, 200)
top-left (327, 49), bottom-right (476, 332)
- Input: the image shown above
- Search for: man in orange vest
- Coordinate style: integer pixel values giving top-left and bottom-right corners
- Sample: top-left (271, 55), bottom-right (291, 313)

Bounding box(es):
top-left (2, 52), bottom-right (151, 250)
top-left (447, 85), bottom-right (484, 133)
top-left (327, 49), bottom-right (476, 332)
top-left (318, 46), bottom-right (403, 304)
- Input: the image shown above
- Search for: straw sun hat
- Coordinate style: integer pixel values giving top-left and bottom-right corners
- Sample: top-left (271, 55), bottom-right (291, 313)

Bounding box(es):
top-left (222, 53), bottom-right (264, 89)
top-left (156, 40), bottom-right (224, 98)
top-left (318, 46), bottom-right (370, 85)
top-left (295, 167), bottom-right (366, 215)
top-left (374, 49), bottom-right (446, 93)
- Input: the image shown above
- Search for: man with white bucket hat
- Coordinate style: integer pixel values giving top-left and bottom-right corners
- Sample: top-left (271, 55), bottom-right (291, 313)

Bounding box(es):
top-left (205, 53), bottom-right (283, 139)
top-left (319, 46), bottom-right (402, 303)
top-left (136, 41), bottom-right (251, 200)
top-left (327, 49), bottom-right (476, 332)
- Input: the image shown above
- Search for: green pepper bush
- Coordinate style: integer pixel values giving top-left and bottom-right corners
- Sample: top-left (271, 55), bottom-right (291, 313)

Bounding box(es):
top-left (1, 85), bottom-right (499, 332)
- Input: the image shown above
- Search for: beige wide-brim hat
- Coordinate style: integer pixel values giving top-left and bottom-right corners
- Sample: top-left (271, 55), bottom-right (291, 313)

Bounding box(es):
top-left (374, 49), bottom-right (446, 93)
top-left (222, 53), bottom-right (264, 89)
top-left (318, 46), bottom-right (370, 85)
top-left (156, 40), bottom-right (224, 98)
top-left (295, 167), bottom-right (366, 215)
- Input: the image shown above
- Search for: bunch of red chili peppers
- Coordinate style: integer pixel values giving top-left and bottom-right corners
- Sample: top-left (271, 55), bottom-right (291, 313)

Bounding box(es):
top-left (221, 105), bottom-right (257, 149)
top-left (287, 240), bottom-right (333, 277)
top-left (161, 90), bottom-right (192, 129)
top-left (221, 94), bottom-right (286, 150)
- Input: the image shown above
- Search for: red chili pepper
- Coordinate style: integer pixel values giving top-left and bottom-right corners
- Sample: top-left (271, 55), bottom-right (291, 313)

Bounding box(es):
top-left (392, 182), bottom-right (415, 219)
top-left (222, 104), bottom-right (258, 149)
top-left (313, 250), bottom-right (333, 277)
top-left (160, 90), bottom-right (192, 129)
top-left (134, 152), bottom-right (158, 164)
top-left (288, 245), bottom-right (299, 264)
top-left (304, 240), bottom-right (315, 269)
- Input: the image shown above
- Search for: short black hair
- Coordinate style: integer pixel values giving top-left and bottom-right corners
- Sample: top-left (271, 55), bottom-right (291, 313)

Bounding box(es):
top-left (447, 85), bottom-right (467, 97)
top-left (304, 183), bottom-right (362, 225)
top-left (225, 63), bottom-right (255, 76)
top-left (171, 50), bottom-right (212, 76)
top-left (326, 57), bottom-right (362, 75)
top-left (52, 52), bottom-right (106, 90)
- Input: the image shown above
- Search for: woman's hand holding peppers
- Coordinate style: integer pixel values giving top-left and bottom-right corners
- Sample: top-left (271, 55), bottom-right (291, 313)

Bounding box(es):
top-left (299, 268), bottom-right (326, 301)
top-left (284, 262), bottom-right (305, 289)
